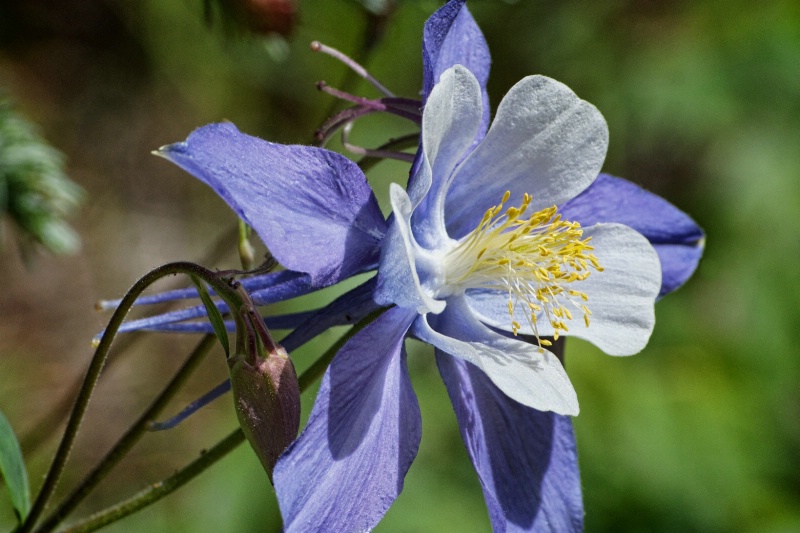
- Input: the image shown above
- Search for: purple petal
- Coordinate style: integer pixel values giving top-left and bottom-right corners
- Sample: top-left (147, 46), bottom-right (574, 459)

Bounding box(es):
top-left (100, 270), bottom-right (310, 309)
top-left (411, 0), bottom-right (492, 196)
top-left (279, 278), bottom-right (382, 352)
top-left (114, 303), bottom-right (226, 334)
top-left (437, 352), bottom-right (583, 533)
top-left (273, 307), bottom-right (421, 532)
top-left (248, 271), bottom-right (316, 306)
top-left (145, 280), bottom-right (383, 431)
top-left (559, 174), bottom-right (704, 297)
top-left (423, 0), bottom-right (490, 103)
top-left (108, 271), bottom-right (315, 336)
top-left (135, 311), bottom-right (313, 334)
top-left (150, 379), bottom-right (230, 430)
top-left (158, 123), bottom-right (386, 287)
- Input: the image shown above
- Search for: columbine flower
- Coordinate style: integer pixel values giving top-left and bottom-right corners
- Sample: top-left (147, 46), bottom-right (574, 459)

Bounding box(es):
top-left (368, 61), bottom-right (662, 416)
top-left (150, 0), bottom-right (704, 530)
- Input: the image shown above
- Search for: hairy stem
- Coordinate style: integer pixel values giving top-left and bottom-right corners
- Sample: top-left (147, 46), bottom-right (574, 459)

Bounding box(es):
top-left (22, 224), bottom-right (239, 455)
top-left (59, 429), bottom-right (246, 533)
top-left (33, 335), bottom-right (217, 533)
top-left (53, 308), bottom-right (388, 533)
top-left (18, 262), bottom-right (245, 533)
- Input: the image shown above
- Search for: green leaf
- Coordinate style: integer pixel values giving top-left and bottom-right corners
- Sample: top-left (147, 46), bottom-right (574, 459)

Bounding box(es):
top-left (191, 275), bottom-right (230, 357)
top-left (0, 409), bottom-right (30, 523)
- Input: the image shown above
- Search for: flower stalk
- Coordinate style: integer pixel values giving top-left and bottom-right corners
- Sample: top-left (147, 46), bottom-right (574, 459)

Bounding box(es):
top-left (49, 309), bottom-right (388, 533)
top-left (17, 262), bottom-right (250, 533)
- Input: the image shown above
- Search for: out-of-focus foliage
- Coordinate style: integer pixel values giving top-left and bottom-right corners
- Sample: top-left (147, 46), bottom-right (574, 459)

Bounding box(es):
top-left (0, 0), bottom-right (798, 532)
top-left (0, 409), bottom-right (30, 523)
top-left (0, 100), bottom-right (84, 256)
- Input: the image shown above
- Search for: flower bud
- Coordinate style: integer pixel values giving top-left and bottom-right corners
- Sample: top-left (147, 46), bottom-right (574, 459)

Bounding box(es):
top-left (229, 339), bottom-right (300, 481)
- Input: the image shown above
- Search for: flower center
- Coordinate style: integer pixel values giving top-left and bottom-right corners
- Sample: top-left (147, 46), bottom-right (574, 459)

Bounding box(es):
top-left (444, 191), bottom-right (603, 349)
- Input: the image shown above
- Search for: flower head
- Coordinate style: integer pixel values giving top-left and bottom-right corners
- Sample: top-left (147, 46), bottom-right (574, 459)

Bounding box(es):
top-left (370, 62), bottom-right (661, 416)
top-left (150, 0), bottom-right (704, 530)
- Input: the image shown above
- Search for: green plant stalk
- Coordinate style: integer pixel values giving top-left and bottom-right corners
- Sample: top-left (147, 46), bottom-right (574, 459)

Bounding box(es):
top-left (20, 332), bottom-right (144, 456)
top-left (59, 428), bottom-right (247, 533)
top-left (33, 335), bottom-right (217, 533)
top-left (55, 307), bottom-right (389, 533)
top-left (17, 262), bottom-right (248, 533)
top-left (20, 224), bottom-right (241, 457)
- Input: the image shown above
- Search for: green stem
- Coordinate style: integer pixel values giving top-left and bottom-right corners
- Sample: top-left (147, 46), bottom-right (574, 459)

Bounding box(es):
top-left (54, 308), bottom-right (389, 533)
top-left (18, 262), bottom-right (245, 533)
top-left (33, 335), bottom-right (217, 533)
top-left (58, 429), bottom-right (247, 533)
top-left (22, 224), bottom-right (239, 456)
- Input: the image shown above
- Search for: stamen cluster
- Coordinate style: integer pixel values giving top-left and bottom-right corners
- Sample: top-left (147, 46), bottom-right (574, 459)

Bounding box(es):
top-left (445, 191), bottom-right (604, 349)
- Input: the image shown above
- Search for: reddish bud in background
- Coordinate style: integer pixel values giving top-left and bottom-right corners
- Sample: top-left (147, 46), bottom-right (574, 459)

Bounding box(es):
top-left (239, 0), bottom-right (297, 37)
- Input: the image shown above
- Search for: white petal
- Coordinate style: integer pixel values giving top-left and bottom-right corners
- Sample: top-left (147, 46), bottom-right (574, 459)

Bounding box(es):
top-left (445, 75), bottom-right (609, 238)
top-left (374, 184), bottom-right (446, 315)
top-left (412, 65), bottom-right (484, 249)
top-left (467, 223), bottom-right (661, 356)
top-left (413, 297), bottom-right (579, 415)
top-left (422, 65), bottom-right (483, 202)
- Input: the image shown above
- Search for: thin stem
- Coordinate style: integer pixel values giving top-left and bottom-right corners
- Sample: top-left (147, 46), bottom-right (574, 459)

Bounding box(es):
top-left (357, 134), bottom-right (420, 173)
top-left (24, 223), bottom-right (239, 453)
top-left (310, 40), bottom-right (394, 97)
top-left (313, 11), bottom-right (388, 147)
top-left (33, 335), bottom-right (217, 533)
top-left (59, 429), bottom-right (247, 533)
top-left (341, 123), bottom-right (416, 163)
top-left (52, 308), bottom-right (389, 533)
top-left (19, 262), bottom-right (245, 533)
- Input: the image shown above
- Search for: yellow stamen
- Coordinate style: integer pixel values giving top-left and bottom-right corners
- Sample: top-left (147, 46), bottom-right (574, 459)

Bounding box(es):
top-left (444, 191), bottom-right (602, 349)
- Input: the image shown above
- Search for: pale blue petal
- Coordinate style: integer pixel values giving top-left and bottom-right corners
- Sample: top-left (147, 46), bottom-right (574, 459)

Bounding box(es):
top-left (413, 65), bottom-right (483, 249)
top-left (445, 76), bottom-right (608, 239)
top-left (467, 223), bottom-right (661, 356)
top-left (412, 297), bottom-right (578, 415)
top-left (437, 352), bottom-right (583, 532)
top-left (158, 123), bottom-right (386, 287)
top-left (375, 184), bottom-right (446, 314)
top-left (273, 307), bottom-right (421, 533)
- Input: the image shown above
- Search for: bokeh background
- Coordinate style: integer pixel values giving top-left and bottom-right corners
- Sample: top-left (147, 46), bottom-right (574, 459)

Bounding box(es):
top-left (2, 0), bottom-right (799, 531)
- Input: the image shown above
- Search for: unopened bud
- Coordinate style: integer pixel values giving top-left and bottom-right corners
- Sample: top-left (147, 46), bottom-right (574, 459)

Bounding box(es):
top-left (229, 341), bottom-right (300, 481)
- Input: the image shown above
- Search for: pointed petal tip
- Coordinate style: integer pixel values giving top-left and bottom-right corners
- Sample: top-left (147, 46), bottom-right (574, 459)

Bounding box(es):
top-left (153, 140), bottom-right (188, 158)
top-left (696, 234), bottom-right (707, 250)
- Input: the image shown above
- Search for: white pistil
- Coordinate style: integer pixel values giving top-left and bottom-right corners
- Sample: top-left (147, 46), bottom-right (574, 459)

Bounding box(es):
top-left (445, 191), bottom-right (604, 350)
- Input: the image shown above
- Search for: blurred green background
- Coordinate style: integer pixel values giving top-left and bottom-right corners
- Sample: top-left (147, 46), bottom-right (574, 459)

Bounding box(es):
top-left (1, 0), bottom-right (799, 531)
